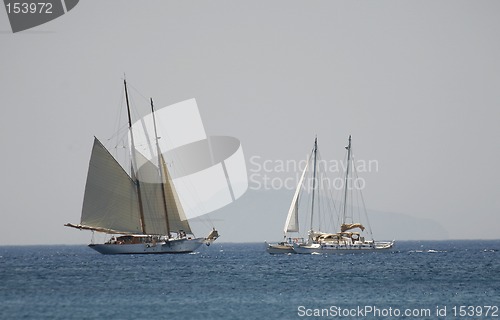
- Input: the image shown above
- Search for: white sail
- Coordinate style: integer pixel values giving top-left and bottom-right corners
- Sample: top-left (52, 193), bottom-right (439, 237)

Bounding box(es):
top-left (80, 138), bottom-right (142, 234)
top-left (284, 155), bottom-right (310, 234)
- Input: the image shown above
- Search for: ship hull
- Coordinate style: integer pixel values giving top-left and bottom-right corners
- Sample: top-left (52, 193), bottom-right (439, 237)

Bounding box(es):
top-left (89, 238), bottom-right (205, 254)
top-left (266, 243), bottom-right (295, 254)
top-left (293, 241), bottom-right (395, 254)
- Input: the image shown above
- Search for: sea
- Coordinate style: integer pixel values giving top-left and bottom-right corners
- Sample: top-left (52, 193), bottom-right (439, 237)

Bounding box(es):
top-left (0, 240), bottom-right (499, 320)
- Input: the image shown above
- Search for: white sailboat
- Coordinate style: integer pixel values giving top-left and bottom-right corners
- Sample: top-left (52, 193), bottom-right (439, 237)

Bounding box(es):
top-left (266, 139), bottom-right (315, 254)
top-left (293, 135), bottom-right (394, 254)
top-left (65, 80), bottom-right (219, 254)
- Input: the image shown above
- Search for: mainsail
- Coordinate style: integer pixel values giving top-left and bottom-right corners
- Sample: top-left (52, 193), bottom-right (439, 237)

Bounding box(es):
top-left (283, 155), bottom-right (310, 235)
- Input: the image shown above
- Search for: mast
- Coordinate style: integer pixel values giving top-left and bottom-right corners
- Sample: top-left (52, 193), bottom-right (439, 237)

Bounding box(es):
top-left (310, 137), bottom-right (318, 230)
top-left (151, 98), bottom-right (172, 237)
top-left (342, 135), bottom-right (352, 225)
top-left (124, 79), bottom-right (147, 234)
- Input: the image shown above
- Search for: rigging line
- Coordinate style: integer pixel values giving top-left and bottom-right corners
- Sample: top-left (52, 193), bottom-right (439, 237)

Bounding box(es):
top-left (352, 152), bottom-right (361, 224)
top-left (327, 152), bottom-right (340, 233)
top-left (324, 174), bottom-right (337, 233)
top-left (349, 151), bottom-right (354, 224)
top-left (303, 156), bottom-right (313, 234)
top-left (317, 151), bottom-right (330, 232)
top-left (349, 169), bottom-right (354, 224)
top-left (352, 151), bottom-right (374, 240)
top-left (338, 147), bottom-right (348, 227)
top-left (352, 152), bottom-right (363, 228)
top-left (127, 82), bottom-right (150, 104)
top-left (110, 86), bottom-right (126, 159)
top-left (297, 150), bottom-right (311, 239)
top-left (317, 173), bottom-right (322, 232)
top-left (330, 169), bottom-right (339, 231)
top-left (316, 151), bottom-right (331, 233)
top-left (310, 137), bottom-right (318, 231)
top-left (315, 150), bottom-right (321, 232)
top-left (107, 124), bottom-right (129, 144)
top-left (128, 92), bottom-right (140, 124)
top-left (353, 164), bottom-right (362, 225)
top-left (323, 172), bottom-right (335, 233)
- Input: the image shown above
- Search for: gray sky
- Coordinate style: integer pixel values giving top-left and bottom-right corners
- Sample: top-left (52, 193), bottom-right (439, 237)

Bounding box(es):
top-left (1, 1), bottom-right (499, 245)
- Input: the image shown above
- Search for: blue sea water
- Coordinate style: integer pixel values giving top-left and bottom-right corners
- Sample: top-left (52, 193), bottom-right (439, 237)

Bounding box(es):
top-left (0, 241), bottom-right (499, 320)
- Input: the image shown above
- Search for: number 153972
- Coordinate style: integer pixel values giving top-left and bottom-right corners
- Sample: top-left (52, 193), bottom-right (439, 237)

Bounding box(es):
top-left (451, 305), bottom-right (498, 317)
top-left (5, 2), bottom-right (53, 14)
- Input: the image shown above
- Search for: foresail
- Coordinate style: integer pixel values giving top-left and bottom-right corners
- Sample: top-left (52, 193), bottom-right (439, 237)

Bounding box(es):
top-left (284, 155), bottom-right (310, 234)
top-left (81, 138), bottom-right (143, 234)
top-left (285, 200), bottom-right (300, 233)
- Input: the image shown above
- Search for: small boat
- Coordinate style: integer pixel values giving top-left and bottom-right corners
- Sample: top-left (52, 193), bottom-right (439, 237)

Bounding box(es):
top-left (293, 135), bottom-right (394, 254)
top-left (266, 138), bottom-right (317, 254)
top-left (65, 80), bottom-right (219, 254)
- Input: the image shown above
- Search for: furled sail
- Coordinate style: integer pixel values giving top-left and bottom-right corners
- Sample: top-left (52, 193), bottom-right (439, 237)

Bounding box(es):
top-left (340, 223), bottom-right (365, 232)
top-left (283, 155), bottom-right (310, 235)
top-left (80, 138), bottom-right (143, 234)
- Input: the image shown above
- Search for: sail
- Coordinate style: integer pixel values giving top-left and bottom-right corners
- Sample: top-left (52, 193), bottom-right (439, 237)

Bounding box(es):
top-left (135, 151), bottom-right (169, 235)
top-left (284, 155), bottom-right (310, 234)
top-left (80, 138), bottom-right (143, 234)
top-left (134, 151), bottom-right (193, 235)
top-left (161, 155), bottom-right (192, 234)
top-left (340, 223), bottom-right (365, 232)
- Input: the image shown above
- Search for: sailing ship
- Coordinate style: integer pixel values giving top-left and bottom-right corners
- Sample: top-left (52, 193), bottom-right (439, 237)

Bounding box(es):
top-left (266, 139), bottom-right (315, 254)
top-left (293, 135), bottom-right (394, 254)
top-left (65, 80), bottom-right (219, 254)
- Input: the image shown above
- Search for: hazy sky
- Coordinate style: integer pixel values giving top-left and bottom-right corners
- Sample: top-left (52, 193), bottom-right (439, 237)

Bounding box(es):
top-left (1, 1), bottom-right (499, 245)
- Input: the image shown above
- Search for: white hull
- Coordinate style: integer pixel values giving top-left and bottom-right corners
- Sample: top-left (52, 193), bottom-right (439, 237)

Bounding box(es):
top-left (89, 238), bottom-right (205, 254)
top-left (266, 243), bottom-right (295, 254)
top-left (293, 241), bottom-right (395, 254)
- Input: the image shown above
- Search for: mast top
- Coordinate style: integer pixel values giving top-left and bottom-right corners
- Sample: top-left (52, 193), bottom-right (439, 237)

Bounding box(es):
top-left (124, 79), bottom-right (133, 129)
top-left (345, 135), bottom-right (351, 150)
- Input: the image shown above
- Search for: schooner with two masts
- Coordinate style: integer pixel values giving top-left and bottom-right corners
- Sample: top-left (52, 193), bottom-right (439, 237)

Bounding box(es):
top-left (65, 80), bottom-right (218, 254)
top-left (293, 135), bottom-right (394, 254)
